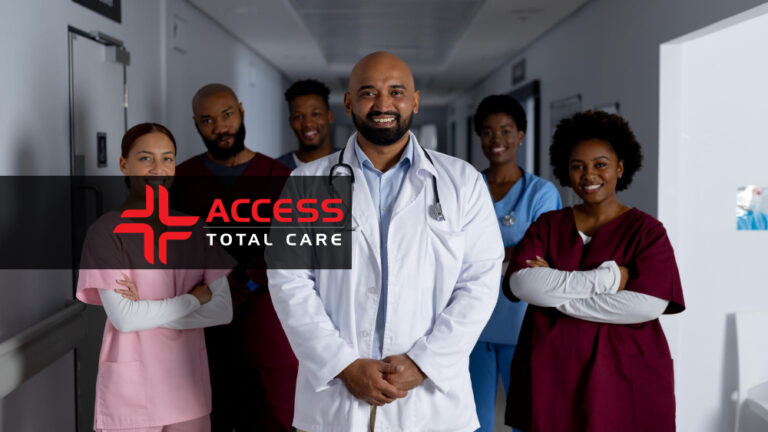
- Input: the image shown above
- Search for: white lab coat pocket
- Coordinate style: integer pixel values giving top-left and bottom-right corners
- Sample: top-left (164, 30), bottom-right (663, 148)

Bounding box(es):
top-left (425, 222), bottom-right (466, 310)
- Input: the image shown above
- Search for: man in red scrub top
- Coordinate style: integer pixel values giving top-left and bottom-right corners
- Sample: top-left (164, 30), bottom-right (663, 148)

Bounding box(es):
top-left (173, 83), bottom-right (296, 431)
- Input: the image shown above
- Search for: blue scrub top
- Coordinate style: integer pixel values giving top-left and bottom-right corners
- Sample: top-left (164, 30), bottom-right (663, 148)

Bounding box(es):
top-left (737, 210), bottom-right (768, 230)
top-left (479, 169), bottom-right (562, 345)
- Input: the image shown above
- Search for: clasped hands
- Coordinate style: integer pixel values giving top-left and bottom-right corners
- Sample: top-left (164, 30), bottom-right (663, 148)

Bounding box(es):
top-left (337, 354), bottom-right (426, 406)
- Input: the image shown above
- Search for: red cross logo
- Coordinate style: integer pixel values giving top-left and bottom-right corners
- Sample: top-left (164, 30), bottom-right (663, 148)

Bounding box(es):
top-left (113, 185), bottom-right (199, 264)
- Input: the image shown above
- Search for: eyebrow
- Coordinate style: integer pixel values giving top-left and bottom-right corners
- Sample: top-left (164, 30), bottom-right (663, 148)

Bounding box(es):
top-left (137, 150), bottom-right (175, 155)
top-left (483, 123), bottom-right (515, 129)
top-left (570, 155), bottom-right (611, 162)
top-left (356, 84), bottom-right (408, 91)
top-left (197, 106), bottom-right (233, 118)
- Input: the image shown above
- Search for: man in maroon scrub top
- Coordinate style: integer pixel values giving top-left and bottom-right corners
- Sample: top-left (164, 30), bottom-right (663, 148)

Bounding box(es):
top-left (174, 83), bottom-right (296, 431)
top-left (504, 110), bottom-right (685, 432)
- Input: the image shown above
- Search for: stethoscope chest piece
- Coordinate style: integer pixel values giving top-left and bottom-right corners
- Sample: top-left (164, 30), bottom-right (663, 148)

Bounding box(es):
top-left (502, 213), bottom-right (515, 226)
top-left (430, 203), bottom-right (446, 221)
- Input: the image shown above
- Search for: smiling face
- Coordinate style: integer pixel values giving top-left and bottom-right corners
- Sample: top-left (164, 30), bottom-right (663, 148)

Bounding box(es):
top-left (345, 52), bottom-right (419, 147)
top-left (289, 94), bottom-right (334, 151)
top-left (120, 132), bottom-right (176, 195)
top-left (568, 139), bottom-right (624, 205)
top-left (480, 112), bottom-right (525, 166)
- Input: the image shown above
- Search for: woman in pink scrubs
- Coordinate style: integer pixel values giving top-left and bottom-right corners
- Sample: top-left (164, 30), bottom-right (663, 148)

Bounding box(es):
top-left (503, 111), bottom-right (685, 431)
top-left (77, 123), bottom-right (233, 432)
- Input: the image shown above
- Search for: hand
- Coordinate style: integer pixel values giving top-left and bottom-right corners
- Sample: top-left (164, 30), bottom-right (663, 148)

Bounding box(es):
top-left (190, 283), bottom-right (212, 305)
top-left (115, 273), bottom-right (139, 301)
top-left (383, 354), bottom-right (426, 391)
top-left (525, 255), bottom-right (550, 268)
top-left (618, 266), bottom-right (630, 291)
top-left (337, 359), bottom-right (408, 406)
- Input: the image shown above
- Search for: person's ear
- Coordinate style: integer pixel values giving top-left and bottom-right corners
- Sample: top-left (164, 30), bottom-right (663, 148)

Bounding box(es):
top-left (412, 90), bottom-right (420, 114)
top-left (327, 109), bottom-right (334, 124)
top-left (344, 92), bottom-right (352, 116)
top-left (617, 160), bottom-right (624, 178)
top-left (119, 156), bottom-right (128, 175)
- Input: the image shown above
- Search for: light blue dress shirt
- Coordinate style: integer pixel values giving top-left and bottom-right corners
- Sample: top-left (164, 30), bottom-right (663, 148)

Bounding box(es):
top-left (354, 138), bottom-right (414, 359)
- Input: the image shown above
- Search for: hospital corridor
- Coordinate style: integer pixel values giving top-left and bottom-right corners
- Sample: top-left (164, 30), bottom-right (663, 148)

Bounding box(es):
top-left (2, 1), bottom-right (768, 431)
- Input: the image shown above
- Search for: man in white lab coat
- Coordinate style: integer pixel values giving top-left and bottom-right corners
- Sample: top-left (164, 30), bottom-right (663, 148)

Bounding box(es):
top-left (267, 51), bottom-right (504, 432)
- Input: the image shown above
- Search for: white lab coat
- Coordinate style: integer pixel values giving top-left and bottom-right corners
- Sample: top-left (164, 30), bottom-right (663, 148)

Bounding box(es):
top-left (267, 132), bottom-right (504, 432)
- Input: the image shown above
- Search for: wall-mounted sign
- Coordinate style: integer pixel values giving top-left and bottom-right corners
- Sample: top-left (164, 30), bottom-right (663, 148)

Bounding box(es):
top-left (512, 59), bottom-right (526, 85)
top-left (73, 0), bottom-right (121, 23)
top-left (595, 102), bottom-right (620, 114)
top-left (550, 94), bottom-right (582, 133)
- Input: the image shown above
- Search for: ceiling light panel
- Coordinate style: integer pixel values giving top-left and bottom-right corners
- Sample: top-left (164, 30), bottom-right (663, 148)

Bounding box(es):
top-left (289, 0), bottom-right (485, 66)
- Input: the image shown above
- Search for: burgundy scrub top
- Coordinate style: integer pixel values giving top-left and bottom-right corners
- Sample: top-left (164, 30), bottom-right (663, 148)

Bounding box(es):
top-left (504, 208), bottom-right (685, 432)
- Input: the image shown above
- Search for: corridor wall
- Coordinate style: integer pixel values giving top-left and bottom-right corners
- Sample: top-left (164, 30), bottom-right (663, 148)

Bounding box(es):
top-left (0, 1), bottom-right (289, 430)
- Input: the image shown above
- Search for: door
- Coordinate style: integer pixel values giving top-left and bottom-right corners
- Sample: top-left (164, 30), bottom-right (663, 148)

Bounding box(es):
top-left (68, 26), bottom-right (129, 431)
top-left (507, 80), bottom-right (540, 175)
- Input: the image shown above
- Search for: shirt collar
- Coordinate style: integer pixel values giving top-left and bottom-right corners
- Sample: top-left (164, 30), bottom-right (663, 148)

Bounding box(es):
top-left (353, 135), bottom-right (413, 174)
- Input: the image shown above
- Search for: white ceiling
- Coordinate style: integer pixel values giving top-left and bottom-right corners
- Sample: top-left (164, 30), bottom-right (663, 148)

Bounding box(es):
top-left (189, 0), bottom-right (590, 106)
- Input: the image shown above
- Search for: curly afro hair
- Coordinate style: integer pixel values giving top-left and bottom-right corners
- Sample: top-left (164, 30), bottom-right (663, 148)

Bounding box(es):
top-left (284, 79), bottom-right (330, 108)
top-left (549, 110), bottom-right (642, 191)
top-left (473, 94), bottom-right (527, 136)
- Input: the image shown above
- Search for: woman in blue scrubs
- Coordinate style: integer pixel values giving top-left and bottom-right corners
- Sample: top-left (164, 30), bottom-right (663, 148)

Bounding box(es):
top-left (469, 95), bottom-right (561, 431)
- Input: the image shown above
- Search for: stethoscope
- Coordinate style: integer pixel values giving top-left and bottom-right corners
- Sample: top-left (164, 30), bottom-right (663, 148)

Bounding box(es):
top-left (500, 171), bottom-right (527, 226)
top-left (329, 145), bottom-right (445, 221)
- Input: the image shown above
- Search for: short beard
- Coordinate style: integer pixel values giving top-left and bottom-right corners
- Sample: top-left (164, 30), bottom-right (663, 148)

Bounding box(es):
top-left (198, 122), bottom-right (246, 160)
top-left (352, 111), bottom-right (412, 146)
top-left (297, 136), bottom-right (325, 153)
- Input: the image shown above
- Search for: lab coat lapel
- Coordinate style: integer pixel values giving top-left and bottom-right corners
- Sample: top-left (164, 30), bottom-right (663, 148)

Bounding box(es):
top-left (391, 132), bottom-right (436, 222)
top-left (338, 134), bottom-right (382, 266)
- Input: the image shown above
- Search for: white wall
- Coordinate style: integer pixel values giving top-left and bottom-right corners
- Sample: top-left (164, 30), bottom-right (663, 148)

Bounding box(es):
top-left (0, 1), bottom-right (164, 429)
top-left (164, 0), bottom-right (293, 163)
top-left (659, 4), bottom-right (768, 431)
top-left (0, 1), bottom-right (289, 430)
top-left (448, 0), bottom-right (768, 216)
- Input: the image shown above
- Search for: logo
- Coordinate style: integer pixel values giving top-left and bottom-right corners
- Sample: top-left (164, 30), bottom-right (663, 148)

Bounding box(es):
top-left (113, 185), bottom-right (199, 264)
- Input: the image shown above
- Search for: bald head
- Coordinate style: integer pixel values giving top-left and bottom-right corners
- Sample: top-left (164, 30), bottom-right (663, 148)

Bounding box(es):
top-left (348, 51), bottom-right (415, 93)
top-left (345, 51), bottom-right (419, 148)
top-left (192, 83), bottom-right (239, 115)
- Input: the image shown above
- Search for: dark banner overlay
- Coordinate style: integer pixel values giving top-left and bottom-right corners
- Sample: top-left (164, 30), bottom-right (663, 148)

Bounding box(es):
top-left (0, 176), bottom-right (352, 270)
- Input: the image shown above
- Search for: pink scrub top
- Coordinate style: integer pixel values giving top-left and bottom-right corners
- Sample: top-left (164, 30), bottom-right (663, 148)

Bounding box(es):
top-left (77, 211), bottom-right (232, 430)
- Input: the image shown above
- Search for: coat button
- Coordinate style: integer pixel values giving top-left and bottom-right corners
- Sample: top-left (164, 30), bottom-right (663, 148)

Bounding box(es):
top-left (368, 287), bottom-right (376, 294)
top-left (361, 330), bottom-right (369, 338)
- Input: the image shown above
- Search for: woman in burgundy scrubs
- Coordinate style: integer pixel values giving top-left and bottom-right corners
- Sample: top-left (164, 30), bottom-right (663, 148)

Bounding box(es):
top-left (503, 110), bottom-right (685, 432)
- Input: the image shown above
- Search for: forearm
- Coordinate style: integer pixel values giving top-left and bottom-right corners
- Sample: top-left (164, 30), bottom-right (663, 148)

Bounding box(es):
top-left (509, 261), bottom-right (620, 307)
top-left (98, 289), bottom-right (200, 332)
top-left (162, 276), bottom-right (233, 329)
top-left (556, 290), bottom-right (669, 324)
